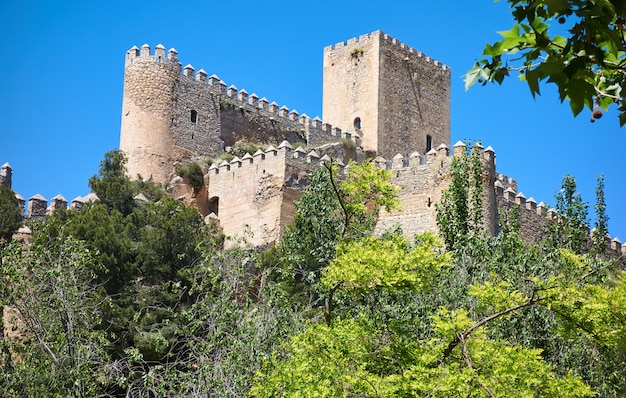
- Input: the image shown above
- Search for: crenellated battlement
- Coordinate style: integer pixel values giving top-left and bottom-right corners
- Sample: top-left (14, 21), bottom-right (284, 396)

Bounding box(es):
top-left (324, 30), bottom-right (450, 72)
top-left (495, 175), bottom-right (554, 220)
top-left (1, 162), bottom-right (92, 222)
top-left (124, 43), bottom-right (180, 68)
top-left (123, 43), bottom-right (362, 156)
top-left (206, 141), bottom-right (343, 180)
top-left (369, 141), bottom-right (496, 174)
top-left (218, 81), bottom-right (363, 149)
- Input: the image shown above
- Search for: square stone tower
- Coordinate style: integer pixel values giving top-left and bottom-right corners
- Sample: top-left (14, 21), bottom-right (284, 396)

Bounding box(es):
top-left (322, 31), bottom-right (450, 158)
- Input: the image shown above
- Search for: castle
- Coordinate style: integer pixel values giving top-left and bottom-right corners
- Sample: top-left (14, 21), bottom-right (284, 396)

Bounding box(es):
top-left (3, 31), bottom-right (625, 256)
top-left (117, 30), bottom-right (625, 253)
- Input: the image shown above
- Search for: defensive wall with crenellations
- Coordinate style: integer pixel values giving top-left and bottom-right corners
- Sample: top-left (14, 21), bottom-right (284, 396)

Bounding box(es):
top-left (0, 163), bottom-right (97, 231)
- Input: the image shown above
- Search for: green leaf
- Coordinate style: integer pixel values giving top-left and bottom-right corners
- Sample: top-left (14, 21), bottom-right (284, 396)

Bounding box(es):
top-left (464, 64), bottom-right (483, 91)
top-left (526, 68), bottom-right (542, 97)
top-left (566, 78), bottom-right (595, 116)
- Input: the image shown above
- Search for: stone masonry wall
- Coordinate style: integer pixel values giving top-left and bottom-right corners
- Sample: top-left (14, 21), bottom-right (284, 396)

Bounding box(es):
top-left (204, 141), bottom-right (350, 248)
top-left (374, 145), bottom-right (453, 236)
top-left (378, 32), bottom-right (450, 157)
top-left (323, 32), bottom-right (380, 154)
top-left (170, 66), bottom-right (222, 156)
top-left (120, 44), bottom-right (363, 184)
top-left (206, 145), bottom-right (289, 247)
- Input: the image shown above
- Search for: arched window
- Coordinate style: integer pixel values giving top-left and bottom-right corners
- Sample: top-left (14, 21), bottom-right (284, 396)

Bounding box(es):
top-left (426, 134), bottom-right (432, 153)
top-left (190, 110), bottom-right (198, 124)
top-left (208, 196), bottom-right (219, 216)
top-left (353, 117), bottom-right (361, 130)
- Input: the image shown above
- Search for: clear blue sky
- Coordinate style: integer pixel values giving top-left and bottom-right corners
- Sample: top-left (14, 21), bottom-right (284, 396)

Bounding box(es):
top-left (1, 1), bottom-right (624, 242)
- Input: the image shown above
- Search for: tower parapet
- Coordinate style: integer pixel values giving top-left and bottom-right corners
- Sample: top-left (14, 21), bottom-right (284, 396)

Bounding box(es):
top-left (1, 162), bottom-right (12, 188)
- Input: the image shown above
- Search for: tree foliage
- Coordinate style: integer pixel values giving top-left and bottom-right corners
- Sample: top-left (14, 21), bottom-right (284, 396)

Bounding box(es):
top-left (436, 145), bottom-right (485, 253)
top-left (592, 174), bottom-right (610, 254)
top-left (0, 184), bottom-right (21, 249)
top-left (549, 174), bottom-right (590, 252)
top-left (1, 235), bottom-right (110, 397)
top-left (176, 161), bottom-right (205, 194)
top-left (323, 233), bottom-right (450, 293)
top-left (88, 149), bottom-right (135, 216)
top-left (467, 0), bottom-right (626, 125)
top-left (280, 160), bottom-right (399, 288)
top-left (251, 229), bottom-right (620, 397)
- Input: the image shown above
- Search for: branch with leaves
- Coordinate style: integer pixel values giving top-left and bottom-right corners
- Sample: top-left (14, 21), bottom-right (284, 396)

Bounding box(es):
top-left (467, 0), bottom-right (626, 125)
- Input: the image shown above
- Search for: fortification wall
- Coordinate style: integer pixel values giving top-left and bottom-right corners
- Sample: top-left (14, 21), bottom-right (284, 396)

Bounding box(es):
top-left (121, 44), bottom-right (363, 182)
top-left (495, 173), bottom-right (553, 243)
top-left (374, 146), bottom-right (451, 236)
top-left (204, 141), bottom-right (347, 247)
top-left (213, 81), bottom-right (362, 151)
top-left (170, 65), bottom-right (222, 156)
top-left (371, 142), bottom-right (565, 243)
top-left (206, 144), bottom-right (289, 247)
top-left (374, 141), bottom-right (496, 236)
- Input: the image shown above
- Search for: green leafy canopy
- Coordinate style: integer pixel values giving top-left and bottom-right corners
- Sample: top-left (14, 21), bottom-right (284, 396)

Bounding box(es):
top-left (467, 0), bottom-right (626, 125)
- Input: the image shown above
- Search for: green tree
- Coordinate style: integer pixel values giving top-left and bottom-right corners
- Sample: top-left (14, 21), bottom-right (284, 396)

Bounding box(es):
top-left (250, 233), bottom-right (613, 397)
top-left (466, 0), bottom-right (626, 125)
top-left (549, 174), bottom-right (589, 252)
top-left (88, 149), bottom-right (135, 216)
top-left (0, 235), bottom-right (111, 397)
top-left (592, 174), bottom-right (610, 254)
top-left (280, 160), bottom-right (399, 288)
top-left (0, 184), bottom-right (21, 249)
top-left (98, 241), bottom-right (304, 397)
top-left (436, 145), bottom-right (485, 253)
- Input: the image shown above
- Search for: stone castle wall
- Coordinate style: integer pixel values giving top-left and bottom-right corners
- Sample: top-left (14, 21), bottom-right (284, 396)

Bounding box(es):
top-left (373, 142), bottom-right (496, 237)
top-left (1, 162), bottom-right (94, 225)
top-left (205, 142), bottom-right (347, 247)
top-left (121, 44), bottom-right (362, 183)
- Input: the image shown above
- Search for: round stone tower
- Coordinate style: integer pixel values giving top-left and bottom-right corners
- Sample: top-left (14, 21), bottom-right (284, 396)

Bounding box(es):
top-left (120, 44), bottom-right (183, 182)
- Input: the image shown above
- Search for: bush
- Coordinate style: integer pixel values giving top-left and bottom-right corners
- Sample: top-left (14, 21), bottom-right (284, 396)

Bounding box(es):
top-left (177, 162), bottom-right (205, 193)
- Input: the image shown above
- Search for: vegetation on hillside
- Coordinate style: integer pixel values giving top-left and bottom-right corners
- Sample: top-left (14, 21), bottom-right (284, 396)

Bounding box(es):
top-left (0, 149), bottom-right (624, 397)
